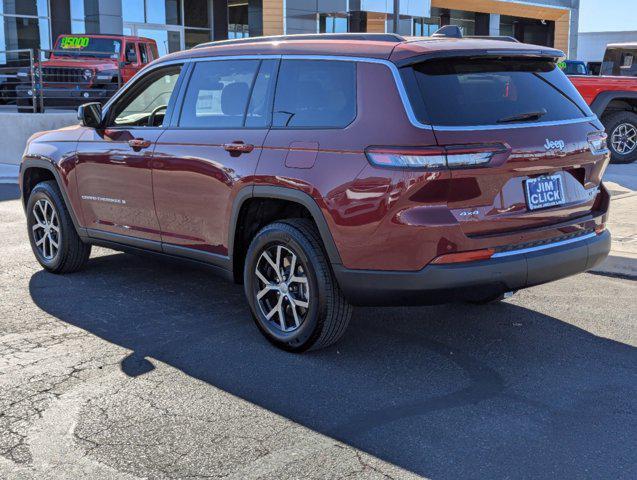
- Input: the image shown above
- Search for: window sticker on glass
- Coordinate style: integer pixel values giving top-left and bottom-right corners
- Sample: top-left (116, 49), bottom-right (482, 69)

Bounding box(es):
top-left (60, 36), bottom-right (90, 49)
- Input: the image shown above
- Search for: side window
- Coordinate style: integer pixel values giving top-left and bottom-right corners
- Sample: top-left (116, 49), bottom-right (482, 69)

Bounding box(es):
top-left (111, 66), bottom-right (182, 127)
top-left (150, 43), bottom-right (159, 59)
top-left (246, 60), bottom-right (278, 128)
top-left (272, 60), bottom-right (356, 128)
top-left (124, 42), bottom-right (138, 64)
top-left (178, 60), bottom-right (260, 128)
top-left (139, 43), bottom-right (149, 64)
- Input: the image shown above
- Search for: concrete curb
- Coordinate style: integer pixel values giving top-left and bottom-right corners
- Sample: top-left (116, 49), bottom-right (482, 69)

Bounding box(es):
top-left (0, 163), bottom-right (19, 184)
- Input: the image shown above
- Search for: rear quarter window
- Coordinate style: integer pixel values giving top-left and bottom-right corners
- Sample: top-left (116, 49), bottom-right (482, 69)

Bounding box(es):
top-left (403, 58), bottom-right (592, 127)
top-left (272, 60), bottom-right (356, 128)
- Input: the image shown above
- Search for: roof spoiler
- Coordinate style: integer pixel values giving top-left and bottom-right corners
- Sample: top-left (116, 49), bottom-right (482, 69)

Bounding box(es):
top-left (396, 48), bottom-right (566, 68)
top-left (194, 33), bottom-right (406, 49)
top-left (432, 25), bottom-right (463, 39)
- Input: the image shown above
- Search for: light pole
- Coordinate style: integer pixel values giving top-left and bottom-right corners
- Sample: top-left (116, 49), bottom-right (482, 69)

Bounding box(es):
top-left (393, 0), bottom-right (400, 33)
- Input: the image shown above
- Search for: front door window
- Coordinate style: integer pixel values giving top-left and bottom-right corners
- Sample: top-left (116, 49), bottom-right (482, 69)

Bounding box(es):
top-left (111, 67), bottom-right (181, 127)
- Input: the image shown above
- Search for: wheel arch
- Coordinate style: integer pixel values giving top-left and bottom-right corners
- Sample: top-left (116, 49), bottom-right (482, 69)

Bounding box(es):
top-left (229, 186), bottom-right (343, 283)
top-left (21, 157), bottom-right (86, 237)
top-left (590, 91), bottom-right (637, 118)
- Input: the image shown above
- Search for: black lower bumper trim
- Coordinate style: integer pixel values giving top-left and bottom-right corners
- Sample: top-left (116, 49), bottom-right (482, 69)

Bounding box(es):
top-left (333, 230), bottom-right (611, 306)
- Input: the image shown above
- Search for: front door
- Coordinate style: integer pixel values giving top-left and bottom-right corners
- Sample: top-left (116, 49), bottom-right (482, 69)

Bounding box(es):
top-left (152, 59), bottom-right (278, 259)
top-left (75, 64), bottom-right (184, 245)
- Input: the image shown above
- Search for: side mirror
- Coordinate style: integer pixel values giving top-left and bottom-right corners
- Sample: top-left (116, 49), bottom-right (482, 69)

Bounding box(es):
top-left (78, 102), bottom-right (102, 128)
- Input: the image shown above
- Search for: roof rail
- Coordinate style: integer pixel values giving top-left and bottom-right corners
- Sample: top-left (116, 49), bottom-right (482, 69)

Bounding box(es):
top-left (467, 35), bottom-right (520, 43)
top-left (194, 33), bottom-right (407, 49)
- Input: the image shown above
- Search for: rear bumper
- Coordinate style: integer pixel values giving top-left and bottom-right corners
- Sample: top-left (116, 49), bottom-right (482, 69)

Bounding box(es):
top-left (333, 230), bottom-right (611, 306)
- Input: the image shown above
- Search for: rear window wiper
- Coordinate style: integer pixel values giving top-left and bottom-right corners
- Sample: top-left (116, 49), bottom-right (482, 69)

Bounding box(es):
top-left (497, 108), bottom-right (547, 123)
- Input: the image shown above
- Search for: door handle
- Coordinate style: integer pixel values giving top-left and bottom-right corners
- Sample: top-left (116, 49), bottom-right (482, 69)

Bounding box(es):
top-left (223, 141), bottom-right (254, 156)
top-left (128, 138), bottom-right (152, 150)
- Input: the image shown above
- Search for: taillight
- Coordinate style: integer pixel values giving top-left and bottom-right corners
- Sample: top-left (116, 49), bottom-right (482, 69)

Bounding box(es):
top-left (365, 144), bottom-right (506, 170)
top-left (588, 131), bottom-right (608, 155)
top-left (365, 146), bottom-right (447, 169)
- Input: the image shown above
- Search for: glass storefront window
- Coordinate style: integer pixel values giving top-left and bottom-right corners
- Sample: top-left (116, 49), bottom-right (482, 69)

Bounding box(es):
top-left (185, 28), bottom-right (210, 48)
top-left (413, 17), bottom-right (439, 36)
top-left (319, 14), bottom-right (347, 34)
top-left (123, 0), bottom-right (146, 23)
top-left (184, 0), bottom-right (209, 28)
top-left (228, 2), bottom-right (248, 38)
top-left (135, 27), bottom-right (181, 57)
top-left (71, 20), bottom-right (85, 34)
top-left (0, 15), bottom-right (49, 51)
top-left (146, 0), bottom-right (181, 25)
top-left (0, 0), bottom-right (48, 17)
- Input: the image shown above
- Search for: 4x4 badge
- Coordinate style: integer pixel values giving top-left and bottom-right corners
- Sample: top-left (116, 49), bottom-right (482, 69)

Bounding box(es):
top-left (544, 139), bottom-right (565, 150)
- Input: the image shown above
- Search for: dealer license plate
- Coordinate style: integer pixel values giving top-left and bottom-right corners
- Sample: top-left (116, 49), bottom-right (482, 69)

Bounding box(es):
top-left (525, 174), bottom-right (566, 211)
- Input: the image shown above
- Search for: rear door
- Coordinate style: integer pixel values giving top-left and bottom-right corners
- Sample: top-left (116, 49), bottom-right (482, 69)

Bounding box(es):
top-left (402, 56), bottom-right (608, 237)
top-left (151, 58), bottom-right (278, 259)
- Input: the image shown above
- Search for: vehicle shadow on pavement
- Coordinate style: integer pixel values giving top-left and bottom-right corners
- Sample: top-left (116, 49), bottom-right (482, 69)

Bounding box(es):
top-left (29, 251), bottom-right (636, 480)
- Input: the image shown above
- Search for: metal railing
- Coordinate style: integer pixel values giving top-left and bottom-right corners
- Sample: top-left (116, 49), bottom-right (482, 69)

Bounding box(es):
top-left (0, 48), bottom-right (124, 113)
top-left (0, 49), bottom-right (37, 112)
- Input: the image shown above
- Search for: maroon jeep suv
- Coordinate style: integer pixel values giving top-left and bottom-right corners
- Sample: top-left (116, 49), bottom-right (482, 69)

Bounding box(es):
top-left (19, 33), bottom-right (611, 352)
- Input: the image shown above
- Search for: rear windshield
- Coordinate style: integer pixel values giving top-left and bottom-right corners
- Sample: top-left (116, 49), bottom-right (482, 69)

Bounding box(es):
top-left (53, 36), bottom-right (121, 59)
top-left (404, 58), bottom-right (592, 127)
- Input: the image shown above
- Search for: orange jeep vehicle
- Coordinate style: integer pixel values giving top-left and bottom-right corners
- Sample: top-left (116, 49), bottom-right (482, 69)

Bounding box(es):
top-left (16, 34), bottom-right (158, 112)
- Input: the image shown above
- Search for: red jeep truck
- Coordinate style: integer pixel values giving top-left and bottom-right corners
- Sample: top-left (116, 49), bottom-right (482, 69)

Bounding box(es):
top-left (16, 34), bottom-right (159, 112)
top-left (569, 75), bottom-right (637, 163)
top-left (567, 43), bottom-right (637, 164)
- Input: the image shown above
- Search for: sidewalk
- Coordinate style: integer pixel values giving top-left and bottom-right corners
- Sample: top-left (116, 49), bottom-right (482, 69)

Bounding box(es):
top-left (592, 181), bottom-right (637, 279)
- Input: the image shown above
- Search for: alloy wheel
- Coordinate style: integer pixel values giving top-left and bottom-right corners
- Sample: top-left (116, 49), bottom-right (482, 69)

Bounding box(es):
top-left (31, 198), bottom-right (60, 261)
top-left (610, 122), bottom-right (637, 155)
top-left (254, 244), bottom-right (310, 333)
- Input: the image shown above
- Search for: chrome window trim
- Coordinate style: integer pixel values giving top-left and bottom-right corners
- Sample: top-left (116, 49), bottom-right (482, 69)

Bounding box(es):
top-left (108, 54), bottom-right (597, 132)
top-left (102, 58), bottom-right (191, 113)
top-left (433, 116), bottom-right (599, 131)
top-left (491, 232), bottom-right (597, 259)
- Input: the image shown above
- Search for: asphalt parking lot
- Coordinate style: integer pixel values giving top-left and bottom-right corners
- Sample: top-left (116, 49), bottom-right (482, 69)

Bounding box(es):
top-left (0, 183), bottom-right (635, 480)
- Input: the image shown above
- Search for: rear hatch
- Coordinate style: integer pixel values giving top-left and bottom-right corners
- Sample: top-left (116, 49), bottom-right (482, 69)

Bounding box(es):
top-left (400, 54), bottom-right (608, 237)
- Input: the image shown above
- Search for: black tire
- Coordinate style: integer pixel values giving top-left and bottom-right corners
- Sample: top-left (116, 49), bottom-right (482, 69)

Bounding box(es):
top-left (26, 180), bottom-right (91, 273)
top-left (603, 111), bottom-right (637, 164)
top-left (244, 218), bottom-right (352, 352)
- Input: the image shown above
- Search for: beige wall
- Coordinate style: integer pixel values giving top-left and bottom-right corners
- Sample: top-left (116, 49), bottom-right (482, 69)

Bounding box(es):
top-left (262, 0), bottom-right (284, 36)
top-left (258, 0), bottom-right (572, 55)
top-left (431, 0), bottom-right (571, 54)
top-left (367, 13), bottom-right (387, 33)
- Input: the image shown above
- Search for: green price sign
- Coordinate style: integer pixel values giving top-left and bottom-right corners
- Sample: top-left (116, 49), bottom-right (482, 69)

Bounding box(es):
top-left (60, 37), bottom-right (90, 49)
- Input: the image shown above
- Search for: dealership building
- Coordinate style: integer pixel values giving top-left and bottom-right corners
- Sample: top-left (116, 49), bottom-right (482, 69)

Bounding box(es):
top-left (1, 0), bottom-right (580, 58)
